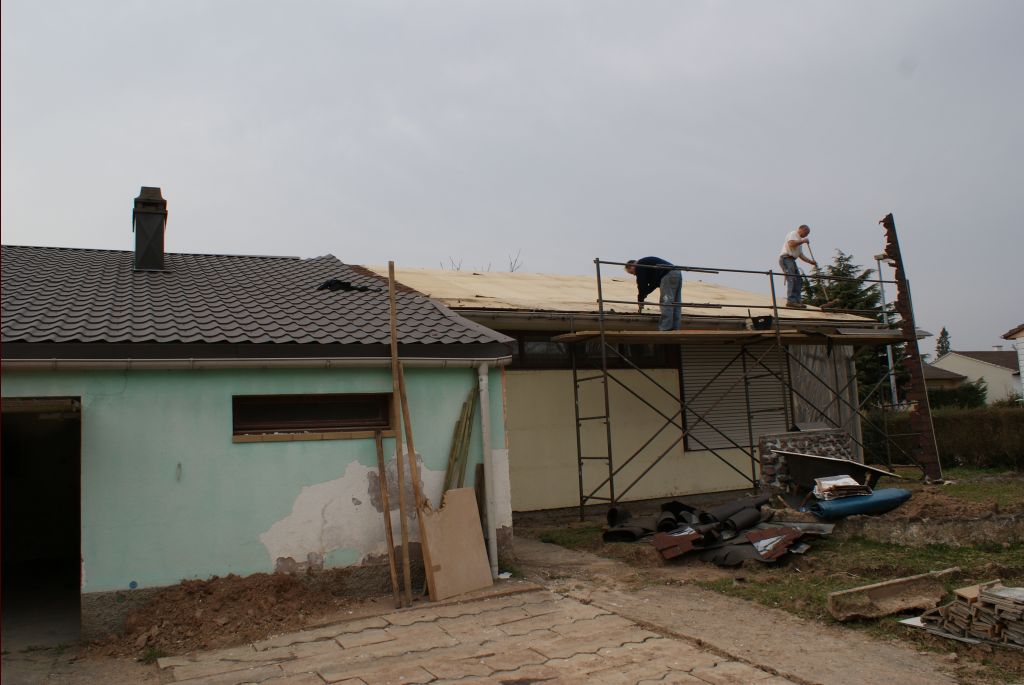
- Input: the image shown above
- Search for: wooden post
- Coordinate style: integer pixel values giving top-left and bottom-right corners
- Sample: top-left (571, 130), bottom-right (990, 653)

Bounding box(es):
top-left (388, 261), bottom-right (413, 606)
top-left (397, 361), bottom-right (435, 599)
top-left (374, 431), bottom-right (401, 608)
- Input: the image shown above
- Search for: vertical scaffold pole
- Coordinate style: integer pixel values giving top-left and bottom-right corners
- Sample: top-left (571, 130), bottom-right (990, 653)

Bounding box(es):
top-left (571, 343), bottom-right (586, 521)
top-left (740, 347), bottom-right (758, 486)
top-left (767, 271), bottom-right (793, 430)
top-left (594, 258), bottom-right (616, 505)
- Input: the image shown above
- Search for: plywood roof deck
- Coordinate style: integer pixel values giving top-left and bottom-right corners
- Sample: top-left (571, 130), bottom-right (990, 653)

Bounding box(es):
top-left (366, 266), bottom-right (875, 325)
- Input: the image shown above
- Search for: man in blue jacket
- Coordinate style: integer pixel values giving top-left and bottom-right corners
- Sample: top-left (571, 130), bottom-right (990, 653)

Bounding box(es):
top-left (625, 257), bottom-right (682, 331)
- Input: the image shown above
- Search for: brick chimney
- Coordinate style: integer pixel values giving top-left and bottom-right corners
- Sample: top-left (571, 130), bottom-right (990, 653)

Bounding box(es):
top-left (133, 187), bottom-right (167, 271)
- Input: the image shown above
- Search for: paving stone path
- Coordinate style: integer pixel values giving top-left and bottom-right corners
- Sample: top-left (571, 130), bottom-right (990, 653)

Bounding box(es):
top-left (157, 588), bottom-right (792, 685)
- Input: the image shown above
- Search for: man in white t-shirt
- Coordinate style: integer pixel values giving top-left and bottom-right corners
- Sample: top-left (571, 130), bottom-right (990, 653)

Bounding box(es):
top-left (778, 225), bottom-right (817, 308)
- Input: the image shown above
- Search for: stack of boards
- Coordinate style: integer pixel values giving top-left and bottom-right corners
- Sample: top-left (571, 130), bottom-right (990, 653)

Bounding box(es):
top-left (920, 581), bottom-right (1024, 649)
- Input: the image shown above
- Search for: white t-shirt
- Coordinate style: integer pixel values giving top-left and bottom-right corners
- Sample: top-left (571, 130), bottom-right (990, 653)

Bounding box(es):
top-left (780, 230), bottom-right (804, 258)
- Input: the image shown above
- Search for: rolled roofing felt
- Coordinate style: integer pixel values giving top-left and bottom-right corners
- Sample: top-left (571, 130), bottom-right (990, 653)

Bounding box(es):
top-left (606, 506), bottom-right (632, 528)
top-left (723, 507), bottom-right (762, 532)
top-left (656, 511), bottom-right (679, 532)
top-left (701, 494), bottom-right (770, 524)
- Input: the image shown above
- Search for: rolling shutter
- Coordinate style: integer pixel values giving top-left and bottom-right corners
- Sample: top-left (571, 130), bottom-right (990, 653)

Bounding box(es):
top-left (680, 342), bottom-right (789, 451)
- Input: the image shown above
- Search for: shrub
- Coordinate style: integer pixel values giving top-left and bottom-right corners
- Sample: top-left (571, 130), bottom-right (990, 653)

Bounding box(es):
top-left (992, 393), bottom-right (1024, 409)
top-left (863, 407), bottom-right (1024, 470)
top-left (927, 379), bottom-right (987, 409)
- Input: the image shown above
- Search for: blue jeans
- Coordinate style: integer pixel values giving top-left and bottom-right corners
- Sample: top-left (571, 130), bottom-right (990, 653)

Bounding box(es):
top-left (779, 256), bottom-right (801, 304)
top-left (658, 270), bottom-right (682, 330)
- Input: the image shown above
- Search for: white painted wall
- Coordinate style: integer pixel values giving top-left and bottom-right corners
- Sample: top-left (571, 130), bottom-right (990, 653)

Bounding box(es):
top-left (932, 353), bottom-right (1022, 402)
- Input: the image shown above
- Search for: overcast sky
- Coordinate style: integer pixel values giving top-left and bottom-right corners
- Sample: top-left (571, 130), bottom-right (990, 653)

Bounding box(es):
top-left (2, 1), bottom-right (1021, 350)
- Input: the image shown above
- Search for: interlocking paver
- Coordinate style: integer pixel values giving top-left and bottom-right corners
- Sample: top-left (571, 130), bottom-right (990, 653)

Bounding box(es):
top-left (172, 663), bottom-right (285, 684)
top-left (158, 588), bottom-right (783, 685)
top-left (637, 674), bottom-right (704, 684)
top-left (473, 605), bottom-right (534, 626)
top-left (690, 660), bottom-right (775, 684)
top-left (384, 622), bottom-right (457, 644)
top-left (172, 655), bottom-right (287, 681)
top-left (255, 639), bottom-right (344, 663)
top-left (335, 628), bottom-right (396, 649)
top-left (261, 673), bottom-right (326, 685)
top-left (599, 638), bottom-right (720, 671)
top-left (321, 663), bottom-right (435, 684)
top-left (476, 647), bottom-right (548, 672)
top-left (434, 616), bottom-right (507, 642)
top-left (531, 628), bottom-right (660, 659)
top-left (549, 612), bottom-right (637, 637)
top-left (496, 610), bottom-right (576, 636)
top-left (254, 618), bottom-right (389, 650)
top-left (380, 591), bottom-right (548, 626)
top-left (417, 654), bottom-right (493, 680)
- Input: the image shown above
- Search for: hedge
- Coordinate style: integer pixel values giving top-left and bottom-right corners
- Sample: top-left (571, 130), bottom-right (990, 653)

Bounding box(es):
top-left (863, 407), bottom-right (1024, 471)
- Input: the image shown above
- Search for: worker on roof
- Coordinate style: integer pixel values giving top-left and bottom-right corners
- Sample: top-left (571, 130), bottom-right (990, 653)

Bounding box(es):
top-left (778, 225), bottom-right (817, 309)
top-left (624, 257), bottom-right (682, 331)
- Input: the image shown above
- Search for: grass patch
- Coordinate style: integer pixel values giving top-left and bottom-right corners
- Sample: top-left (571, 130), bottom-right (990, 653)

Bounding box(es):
top-left (537, 525), bottom-right (603, 551)
top-left (697, 537), bottom-right (1024, 615)
top-left (892, 465), bottom-right (1024, 510)
top-left (940, 469), bottom-right (1024, 509)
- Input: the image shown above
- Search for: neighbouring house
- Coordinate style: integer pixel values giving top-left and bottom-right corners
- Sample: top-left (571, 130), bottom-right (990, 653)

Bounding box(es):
top-left (922, 363), bottom-right (968, 390)
top-left (932, 349), bottom-right (1023, 403)
top-left (0, 188), bottom-right (514, 637)
top-left (1004, 324), bottom-right (1024, 399)
top-left (366, 267), bottom-right (887, 512)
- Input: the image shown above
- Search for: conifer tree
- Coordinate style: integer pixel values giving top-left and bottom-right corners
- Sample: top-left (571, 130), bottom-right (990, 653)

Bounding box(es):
top-left (936, 327), bottom-right (951, 358)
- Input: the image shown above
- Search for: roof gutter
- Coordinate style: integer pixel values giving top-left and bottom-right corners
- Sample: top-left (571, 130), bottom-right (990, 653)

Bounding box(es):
top-left (2, 356), bottom-right (513, 372)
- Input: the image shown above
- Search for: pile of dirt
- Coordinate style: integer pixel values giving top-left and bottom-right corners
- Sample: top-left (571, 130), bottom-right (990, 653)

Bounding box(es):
top-left (84, 568), bottom-right (390, 658)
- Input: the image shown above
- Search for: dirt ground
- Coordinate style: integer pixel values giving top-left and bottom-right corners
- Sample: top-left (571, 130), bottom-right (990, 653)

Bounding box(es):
top-left (517, 469), bottom-right (1024, 685)
top-left (83, 568), bottom-right (395, 660)
top-left (6, 468), bottom-right (1024, 684)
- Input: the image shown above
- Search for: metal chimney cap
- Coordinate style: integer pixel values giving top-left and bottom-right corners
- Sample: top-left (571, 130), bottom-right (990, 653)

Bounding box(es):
top-left (134, 187), bottom-right (167, 212)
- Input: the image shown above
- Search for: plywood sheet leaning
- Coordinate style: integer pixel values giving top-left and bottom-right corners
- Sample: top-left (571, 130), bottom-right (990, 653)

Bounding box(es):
top-left (420, 488), bottom-right (493, 601)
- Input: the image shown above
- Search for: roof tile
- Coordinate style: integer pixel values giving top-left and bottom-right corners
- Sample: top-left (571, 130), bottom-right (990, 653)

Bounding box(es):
top-left (2, 246), bottom-right (513, 348)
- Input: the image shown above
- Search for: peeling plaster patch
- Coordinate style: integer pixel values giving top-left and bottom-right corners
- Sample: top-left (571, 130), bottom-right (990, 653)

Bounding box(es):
top-left (260, 452), bottom-right (444, 570)
top-left (367, 453), bottom-right (426, 515)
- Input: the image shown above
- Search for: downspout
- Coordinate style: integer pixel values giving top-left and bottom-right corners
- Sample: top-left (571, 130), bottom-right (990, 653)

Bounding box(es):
top-left (477, 363), bottom-right (499, 579)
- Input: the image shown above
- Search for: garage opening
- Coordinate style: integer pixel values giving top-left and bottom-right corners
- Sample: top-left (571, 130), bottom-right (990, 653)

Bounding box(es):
top-left (2, 397), bottom-right (82, 649)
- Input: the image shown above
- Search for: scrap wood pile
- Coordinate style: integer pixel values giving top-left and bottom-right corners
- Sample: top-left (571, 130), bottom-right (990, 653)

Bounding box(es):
top-left (918, 581), bottom-right (1024, 650)
top-left (602, 494), bottom-right (832, 567)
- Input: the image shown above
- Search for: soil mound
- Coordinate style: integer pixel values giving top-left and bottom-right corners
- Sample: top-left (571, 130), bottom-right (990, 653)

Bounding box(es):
top-left (84, 568), bottom-right (387, 658)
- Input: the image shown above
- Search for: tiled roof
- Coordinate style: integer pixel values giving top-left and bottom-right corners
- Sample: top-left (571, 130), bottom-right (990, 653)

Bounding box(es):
top-left (1, 245), bottom-right (511, 348)
top-left (922, 364), bottom-right (966, 381)
top-left (1003, 323), bottom-right (1024, 340)
top-left (947, 350), bottom-right (1019, 371)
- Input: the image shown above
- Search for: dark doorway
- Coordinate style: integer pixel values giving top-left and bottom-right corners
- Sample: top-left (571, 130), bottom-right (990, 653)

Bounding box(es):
top-left (2, 398), bottom-right (82, 649)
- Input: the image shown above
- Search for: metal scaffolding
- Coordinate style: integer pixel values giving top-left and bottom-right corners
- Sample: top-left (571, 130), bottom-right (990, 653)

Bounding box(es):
top-left (560, 214), bottom-right (942, 518)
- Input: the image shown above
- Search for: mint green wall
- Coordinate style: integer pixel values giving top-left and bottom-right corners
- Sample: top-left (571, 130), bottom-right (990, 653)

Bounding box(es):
top-left (1, 365), bottom-right (505, 593)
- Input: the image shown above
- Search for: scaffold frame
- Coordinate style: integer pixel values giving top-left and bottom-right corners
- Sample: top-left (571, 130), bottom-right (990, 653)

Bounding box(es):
top-left (563, 214), bottom-right (942, 518)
